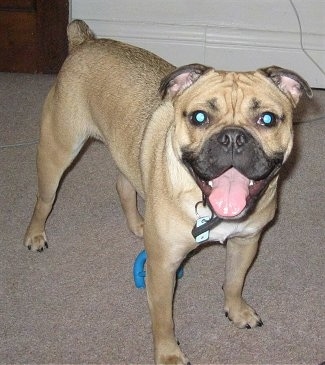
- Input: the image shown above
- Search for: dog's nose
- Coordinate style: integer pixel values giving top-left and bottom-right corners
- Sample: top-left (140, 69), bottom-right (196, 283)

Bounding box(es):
top-left (217, 128), bottom-right (248, 152)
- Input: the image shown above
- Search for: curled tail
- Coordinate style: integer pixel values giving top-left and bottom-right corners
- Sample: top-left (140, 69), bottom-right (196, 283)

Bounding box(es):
top-left (67, 20), bottom-right (95, 53)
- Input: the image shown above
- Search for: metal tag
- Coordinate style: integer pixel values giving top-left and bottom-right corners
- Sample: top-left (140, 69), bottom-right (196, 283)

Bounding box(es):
top-left (195, 216), bottom-right (210, 244)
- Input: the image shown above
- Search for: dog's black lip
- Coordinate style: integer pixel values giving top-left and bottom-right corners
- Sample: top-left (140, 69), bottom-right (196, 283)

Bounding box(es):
top-left (185, 162), bottom-right (282, 220)
top-left (239, 164), bottom-right (281, 219)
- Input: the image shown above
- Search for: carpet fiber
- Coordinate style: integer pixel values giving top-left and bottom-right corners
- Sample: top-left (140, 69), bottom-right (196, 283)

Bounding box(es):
top-left (0, 72), bottom-right (324, 364)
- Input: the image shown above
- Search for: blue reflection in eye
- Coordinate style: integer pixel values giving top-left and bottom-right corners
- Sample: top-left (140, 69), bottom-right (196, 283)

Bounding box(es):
top-left (192, 110), bottom-right (208, 125)
top-left (263, 114), bottom-right (273, 124)
top-left (259, 112), bottom-right (276, 127)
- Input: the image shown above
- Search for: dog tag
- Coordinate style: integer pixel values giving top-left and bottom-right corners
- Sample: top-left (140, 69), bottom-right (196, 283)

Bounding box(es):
top-left (195, 216), bottom-right (210, 244)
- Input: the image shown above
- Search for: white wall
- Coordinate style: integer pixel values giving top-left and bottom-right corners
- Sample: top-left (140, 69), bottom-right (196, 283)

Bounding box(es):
top-left (71, 0), bottom-right (325, 88)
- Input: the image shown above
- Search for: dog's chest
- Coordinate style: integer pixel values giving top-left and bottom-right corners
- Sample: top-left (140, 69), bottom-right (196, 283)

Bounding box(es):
top-left (208, 220), bottom-right (254, 243)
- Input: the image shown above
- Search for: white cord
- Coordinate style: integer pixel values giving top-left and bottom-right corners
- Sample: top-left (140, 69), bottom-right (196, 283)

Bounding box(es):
top-left (0, 140), bottom-right (39, 149)
top-left (289, 0), bottom-right (325, 76)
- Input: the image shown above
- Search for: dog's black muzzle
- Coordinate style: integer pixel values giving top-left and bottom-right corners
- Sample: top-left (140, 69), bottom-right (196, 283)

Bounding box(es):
top-left (182, 127), bottom-right (284, 228)
top-left (182, 127), bottom-right (284, 182)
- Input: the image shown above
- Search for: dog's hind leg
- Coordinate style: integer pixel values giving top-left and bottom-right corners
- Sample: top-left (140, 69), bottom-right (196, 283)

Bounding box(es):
top-left (24, 102), bottom-right (89, 251)
top-left (116, 173), bottom-right (144, 237)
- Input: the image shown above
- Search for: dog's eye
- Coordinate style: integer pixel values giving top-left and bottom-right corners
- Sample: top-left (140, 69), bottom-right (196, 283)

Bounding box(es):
top-left (190, 110), bottom-right (209, 126)
top-left (258, 112), bottom-right (277, 127)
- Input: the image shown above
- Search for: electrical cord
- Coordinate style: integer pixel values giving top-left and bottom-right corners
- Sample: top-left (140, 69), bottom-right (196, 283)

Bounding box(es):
top-left (289, 0), bottom-right (325, 76)
top-left (294, 116), bottom-right (325, 125)
top-left (0, 140), bottom-right (39, 149)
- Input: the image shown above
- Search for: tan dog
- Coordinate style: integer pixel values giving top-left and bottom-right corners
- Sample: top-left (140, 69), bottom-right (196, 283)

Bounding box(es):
top-left (24, 20), bottom-right (312, 364)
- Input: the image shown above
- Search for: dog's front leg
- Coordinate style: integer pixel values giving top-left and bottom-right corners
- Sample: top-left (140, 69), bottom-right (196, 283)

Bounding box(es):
top-left (145, 232), bottom-right (192, 365)
top-left (223, 234), bottom-right (264, 329)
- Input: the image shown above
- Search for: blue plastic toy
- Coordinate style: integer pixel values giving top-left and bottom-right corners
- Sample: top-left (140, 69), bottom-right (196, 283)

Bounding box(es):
top-left (133, 250), bottom-right (184, 289)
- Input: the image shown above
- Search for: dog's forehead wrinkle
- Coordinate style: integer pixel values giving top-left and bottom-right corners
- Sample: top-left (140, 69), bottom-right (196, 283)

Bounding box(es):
top-left (231, 83), bottom-right (238, 114)
top-left (208, 72), bottom-right (250, 119)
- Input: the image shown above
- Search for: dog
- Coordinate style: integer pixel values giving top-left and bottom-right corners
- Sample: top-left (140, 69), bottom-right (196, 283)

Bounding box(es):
top-left (24, 20), bottom-right (312, 364)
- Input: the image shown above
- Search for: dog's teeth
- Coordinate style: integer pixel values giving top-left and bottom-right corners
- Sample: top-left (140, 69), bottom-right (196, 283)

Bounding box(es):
top-left (249, 180), bottom-right (254, 186)
top-left (208, 181), bottom-right (213, 187)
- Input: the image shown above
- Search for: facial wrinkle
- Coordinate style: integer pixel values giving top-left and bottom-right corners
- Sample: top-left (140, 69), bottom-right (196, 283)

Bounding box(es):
top-left (220, 73), bottom-right (235, 121)
top-left (231, 73), bottom-right (243, 121)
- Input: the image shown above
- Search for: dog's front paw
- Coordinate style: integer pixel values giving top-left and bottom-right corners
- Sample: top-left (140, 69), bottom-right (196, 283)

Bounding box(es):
top-left (24, 231), bottom-right (48, 252)
top-left (155, 343), bottom-right (190, 365)
top-left (224, 299), bottom-right (263, 329)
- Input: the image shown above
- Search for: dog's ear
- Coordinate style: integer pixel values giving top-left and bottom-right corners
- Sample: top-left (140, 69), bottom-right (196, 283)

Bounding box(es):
top-left (259, 66), bottom-right (313, 106)
top-left (159, 64), bottom-right (212, 100)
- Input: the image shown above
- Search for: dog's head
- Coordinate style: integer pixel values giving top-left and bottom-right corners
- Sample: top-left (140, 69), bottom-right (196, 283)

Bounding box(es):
top-left (159, 64), bottom-right (312, 219)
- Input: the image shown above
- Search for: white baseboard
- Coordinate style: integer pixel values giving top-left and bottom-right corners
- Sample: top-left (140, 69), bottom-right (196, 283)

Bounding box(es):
top-left (78, 19), bottom-right (323, 88)
top-left (71, 0), bottom-right (325, 88)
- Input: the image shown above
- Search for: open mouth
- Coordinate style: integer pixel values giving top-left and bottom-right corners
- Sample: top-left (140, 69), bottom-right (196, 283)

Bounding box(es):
top-left (189, 165), bottom-right (281, 219)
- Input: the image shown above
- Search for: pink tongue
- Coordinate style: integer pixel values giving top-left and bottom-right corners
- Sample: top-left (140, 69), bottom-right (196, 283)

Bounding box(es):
top-left (208, 167), bottom-right (249, 217)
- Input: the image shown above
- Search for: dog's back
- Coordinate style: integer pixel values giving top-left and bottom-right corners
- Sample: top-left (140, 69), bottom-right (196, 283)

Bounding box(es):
top-left (46, 20), bottom-right (174, 193)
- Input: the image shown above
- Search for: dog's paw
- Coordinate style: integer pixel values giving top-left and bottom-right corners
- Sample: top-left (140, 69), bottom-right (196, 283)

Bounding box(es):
top-left (224, 300), bottom-right (263, 329)
top-left (156, 343), bottom-right (190, 365)
top-left (24, 232), bottom-right (48, 252)
top-left (157, 354), bottom-right (190, 365)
